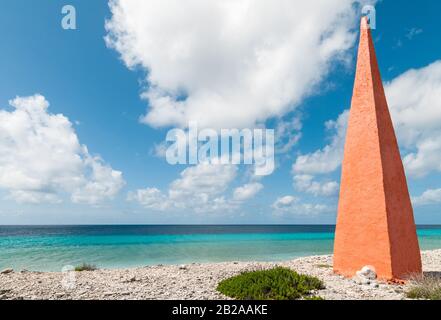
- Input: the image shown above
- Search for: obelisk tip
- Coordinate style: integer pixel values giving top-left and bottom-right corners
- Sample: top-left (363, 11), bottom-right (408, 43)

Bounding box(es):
top-left (360, 16), bottom-right (370, 30)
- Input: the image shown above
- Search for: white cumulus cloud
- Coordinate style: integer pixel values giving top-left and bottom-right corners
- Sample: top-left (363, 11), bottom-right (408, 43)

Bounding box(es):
top-left (412, 188), bottom-right (441, 207)
top-left (385, 60), bottom-right (441, 178)
top-left (290, 110), bottom-right (347, 198)
top-left (169, 163), bottom-right (237, 208)
top-left (129, 162), bottom-right (264, 213)
top-left (293, 110), bottom-right (348, 175)
top-left (293, 61), bottom-right (441, 180)
top-left (272, 195), bottom-right (332, 216)
top-left (0, 95), bottom-right (125, 204)
top-left (233, 182), bottom-right (263, 201)
top-left (275, 116), bottom-right (303, 154)
top-left (293, 175), bottom-right (339, 197)
top-left (127, 188), bottom-right (171, 211)
top-left (105, 0), bottom-right (368, 129)
top-left (129, 163), bottom-right (233, 212)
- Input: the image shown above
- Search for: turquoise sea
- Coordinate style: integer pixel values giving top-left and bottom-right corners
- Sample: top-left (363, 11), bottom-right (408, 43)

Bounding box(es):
top-left (1, 225), bottom-right (441, 272)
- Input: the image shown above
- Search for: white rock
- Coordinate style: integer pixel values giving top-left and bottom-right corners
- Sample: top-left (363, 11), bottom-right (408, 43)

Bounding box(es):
top-left (356, 266), bottom-right (377, 280)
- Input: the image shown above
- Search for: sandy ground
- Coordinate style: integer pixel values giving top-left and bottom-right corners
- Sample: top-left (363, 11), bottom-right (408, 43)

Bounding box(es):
top-left (1, 250), bottom-right (441, 300)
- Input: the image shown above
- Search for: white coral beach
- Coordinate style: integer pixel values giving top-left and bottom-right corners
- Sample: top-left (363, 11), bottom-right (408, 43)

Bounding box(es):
top-left (1, 250), bottom-right (440, 300)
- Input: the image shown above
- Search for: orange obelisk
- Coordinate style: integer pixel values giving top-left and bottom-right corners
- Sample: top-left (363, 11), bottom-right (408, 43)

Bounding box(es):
top-left (333, 17), bottom-right (422, 280)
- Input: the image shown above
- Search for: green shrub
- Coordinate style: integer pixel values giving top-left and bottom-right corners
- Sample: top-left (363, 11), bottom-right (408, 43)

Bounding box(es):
top-left (217, 267), bottom-right (325, 300)
top-left (407, 275), bottom-right (441, 300)
top-left (74, 263), bottom-right (97, 272)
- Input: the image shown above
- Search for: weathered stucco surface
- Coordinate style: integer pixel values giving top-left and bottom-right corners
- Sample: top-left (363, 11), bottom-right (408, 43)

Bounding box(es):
top-left (333, 18), bottom-right (422, 280)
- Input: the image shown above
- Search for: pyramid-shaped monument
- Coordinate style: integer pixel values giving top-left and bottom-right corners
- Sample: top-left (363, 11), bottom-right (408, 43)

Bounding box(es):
top-left (333, 17), bottom-right (422, 280)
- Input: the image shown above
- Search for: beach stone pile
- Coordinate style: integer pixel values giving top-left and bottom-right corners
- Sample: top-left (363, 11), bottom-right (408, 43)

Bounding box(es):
top-left (352, 266), bottom-right (379, 287)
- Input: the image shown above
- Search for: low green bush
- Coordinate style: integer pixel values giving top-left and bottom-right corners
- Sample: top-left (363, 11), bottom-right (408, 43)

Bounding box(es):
top-left (407, 275), bottom-right (441, 300)
top-left (217, 267), bottom-right (324, 300)
top-left (74, 263), bottom-right (97, 272)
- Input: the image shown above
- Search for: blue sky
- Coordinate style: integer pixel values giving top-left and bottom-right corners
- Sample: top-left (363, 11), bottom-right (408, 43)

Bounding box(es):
top-left (0, 0), bottom-right (441, 224)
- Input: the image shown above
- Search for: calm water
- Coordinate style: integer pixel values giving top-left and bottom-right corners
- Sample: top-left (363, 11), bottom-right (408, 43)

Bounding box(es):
top-left (1, 225), bottom-right (441, 271)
